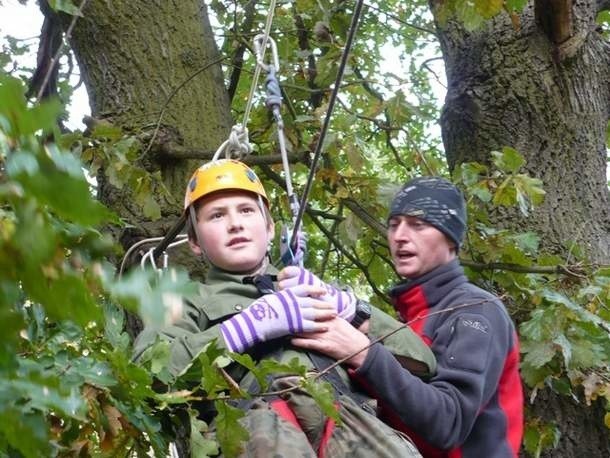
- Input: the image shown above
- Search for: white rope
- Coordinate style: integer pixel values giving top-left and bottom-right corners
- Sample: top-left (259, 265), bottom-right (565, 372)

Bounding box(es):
top-left (138, 235), bottom-right (189, 273)
top-left (241, 0), bottom-right (278, 128)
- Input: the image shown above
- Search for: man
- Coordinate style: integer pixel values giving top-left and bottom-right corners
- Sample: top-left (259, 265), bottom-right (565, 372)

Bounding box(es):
top-left (290, 176), bottom-right (524, 457)
top-left (133, 160), bottom-right (433, 457)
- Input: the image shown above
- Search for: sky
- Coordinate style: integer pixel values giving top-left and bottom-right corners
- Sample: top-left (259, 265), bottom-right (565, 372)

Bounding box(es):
top-left (1, 0), bottom-right (446, 139)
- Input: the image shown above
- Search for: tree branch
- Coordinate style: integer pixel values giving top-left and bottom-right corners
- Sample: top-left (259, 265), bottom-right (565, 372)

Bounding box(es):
top-left (158, 142), bottom-right (307, 165)
top-left (363, 2), bottom-right (437, 37)
top-left (308, 211), bottom-right (390, 302)
top-left (293, 9), bottom-right (322, 108)
top-left (461, 260), bottom-right (590, 278)
top-left (320, 203), bottom-right (344, 277)
top-left (342, 198), bottom-right (387, 236)
top-left (227, 0), bottom-right (258, 102)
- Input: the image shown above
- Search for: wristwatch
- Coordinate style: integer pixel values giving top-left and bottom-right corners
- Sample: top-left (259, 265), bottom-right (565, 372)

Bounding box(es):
top-left (351, 299), bottom-right (372, 328)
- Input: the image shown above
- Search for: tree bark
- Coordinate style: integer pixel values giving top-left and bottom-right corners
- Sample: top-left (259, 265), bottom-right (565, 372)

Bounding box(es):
top-left (66, 0), bottom-right (232, 276)
top-left (433, 1), bottom-right (610, 456)
top-left (436, 0), bottom-right (610, 263)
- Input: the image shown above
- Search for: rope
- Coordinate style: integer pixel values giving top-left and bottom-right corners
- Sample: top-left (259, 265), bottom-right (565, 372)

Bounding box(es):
top-left (210, 0), bottom-right (279, 163)
top-left (290, 0), bottom-right (366, 248)
top-left (255, 35), bottom-right (303, 266)
top-left (211, 124), bottom-right (252, 161)
top-left (241, 0), bottom-right (278, 128)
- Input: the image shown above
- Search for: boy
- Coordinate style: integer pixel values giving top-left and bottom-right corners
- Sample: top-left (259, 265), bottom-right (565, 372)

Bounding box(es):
top-left (133, 160), bottom-right (435, 457)
top-left (290, 176), bottom-right (524, 457)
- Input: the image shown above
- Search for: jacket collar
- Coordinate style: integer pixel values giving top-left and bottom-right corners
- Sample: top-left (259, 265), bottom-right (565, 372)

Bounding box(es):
top-left (390, 259), bottom-right (467, 310)
top-left (206, 264), bottom-right (280, 286)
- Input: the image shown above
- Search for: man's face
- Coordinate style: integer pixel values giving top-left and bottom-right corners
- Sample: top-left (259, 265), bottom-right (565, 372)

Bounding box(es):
top-left (189, 191), bottom-right (273, 273)
top-left (387, 215), bottom-right (455, 279)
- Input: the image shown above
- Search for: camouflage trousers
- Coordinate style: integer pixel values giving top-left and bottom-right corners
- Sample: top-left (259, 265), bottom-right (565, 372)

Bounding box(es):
top-left (225, 377), bottom-right (421, 458)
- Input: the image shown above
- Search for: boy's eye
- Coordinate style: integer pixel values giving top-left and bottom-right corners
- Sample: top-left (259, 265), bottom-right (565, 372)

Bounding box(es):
top-left (241, 206), bottom-right (256, 214)
top-left (210, 212), bottom-right (224, 220)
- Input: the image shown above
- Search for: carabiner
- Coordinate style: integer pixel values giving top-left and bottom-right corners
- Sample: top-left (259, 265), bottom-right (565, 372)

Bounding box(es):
top-left (253, 34), bottom-right (280, 72)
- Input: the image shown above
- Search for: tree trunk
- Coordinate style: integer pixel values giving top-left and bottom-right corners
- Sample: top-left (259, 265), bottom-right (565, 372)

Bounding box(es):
top-left (65, 2), bottom-right (234, 455)
top-left (436, 0), bottom-right (610, 263)
top-left (68, 0), bottom-right (232, 264)
top-left (433, 1), bottom-right (610, 456)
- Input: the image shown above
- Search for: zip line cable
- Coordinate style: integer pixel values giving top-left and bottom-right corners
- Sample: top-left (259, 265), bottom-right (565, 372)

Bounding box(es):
top-left (290, 0), bottom-right (366, 249)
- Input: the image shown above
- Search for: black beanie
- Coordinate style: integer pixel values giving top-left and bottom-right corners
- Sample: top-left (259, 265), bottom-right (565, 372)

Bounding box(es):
top-left (388, 176), bottom-right (467, 249)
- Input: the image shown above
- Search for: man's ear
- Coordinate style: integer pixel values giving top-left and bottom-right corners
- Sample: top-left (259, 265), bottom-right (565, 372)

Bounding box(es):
top-left (188, 237), bottom-right (202, 256)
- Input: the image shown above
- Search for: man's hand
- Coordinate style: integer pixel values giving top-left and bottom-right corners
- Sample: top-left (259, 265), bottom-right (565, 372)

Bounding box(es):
top-left (278, 267), bottom-right (357, 321)
top-left (220, 285), bottom-right (335, 353)
top-left (291, 317), bottom-right (371, 369)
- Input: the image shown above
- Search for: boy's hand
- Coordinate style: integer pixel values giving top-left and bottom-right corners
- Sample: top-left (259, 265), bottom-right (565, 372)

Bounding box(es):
top-left (220, 285), bottom-right (335, 353)
top-left (278, 267), bottom-right (356, 322)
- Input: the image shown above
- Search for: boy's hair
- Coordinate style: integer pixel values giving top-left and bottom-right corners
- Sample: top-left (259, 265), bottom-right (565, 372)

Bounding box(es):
top-left (388, 176), bottom-right (467, 249)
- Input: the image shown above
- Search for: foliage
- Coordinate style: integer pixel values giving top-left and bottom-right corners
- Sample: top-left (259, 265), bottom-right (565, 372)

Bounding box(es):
top-left (2, 0), bottom-right (610, 457)
top-left (1, 74), bottom-right (337, 457)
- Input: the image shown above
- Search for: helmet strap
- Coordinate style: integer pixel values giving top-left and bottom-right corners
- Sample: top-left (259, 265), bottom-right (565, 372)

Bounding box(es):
top-left (189, 205), bottom-right (210, 266)
top-left (257, 195), bottom-right (268, 226)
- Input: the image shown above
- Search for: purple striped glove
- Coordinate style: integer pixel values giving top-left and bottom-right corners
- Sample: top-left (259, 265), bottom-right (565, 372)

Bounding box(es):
top-left (220, 285), bottom-right (333, 353)
top-left (278, 267), bottom-right (356, 322)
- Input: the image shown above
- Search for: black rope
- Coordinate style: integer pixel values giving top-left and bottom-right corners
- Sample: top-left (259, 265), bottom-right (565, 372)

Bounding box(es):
top-left (290, 0), bottom-right (366, 247)
top-left (151, 212), bottom-right (187, 260)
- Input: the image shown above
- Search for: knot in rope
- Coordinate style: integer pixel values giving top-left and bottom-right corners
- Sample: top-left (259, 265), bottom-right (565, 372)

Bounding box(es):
top-left (224, 124), bottom-right (252, 158)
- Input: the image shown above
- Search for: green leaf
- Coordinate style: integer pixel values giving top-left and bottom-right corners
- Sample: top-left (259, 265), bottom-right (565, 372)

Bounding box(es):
top-left (314, 48), bottom-right (341, 87)
top-left (492, 177), bottom-right (516, 207)
top-left (511, 232), bottom-right (540, 254)
top-left (47, 0), bottom-right (81, 16)
top-left (23, 271), bottom-right (102, 326)
top-left (143, 195), bottom-right (162, 220)
top-left (455, 1), bottom-right (485, 31)
top-left (552, 334), bottom-right (572, 368)
top-left (7, 146), bottom-right (114, 226)
top-left (0, 409), bottom-right (51, 458)
top-left (109, 268), bottom-right (197, 328)
top-left (301, 377), bottom-right (340, 422)
top-left (491, 147), bottom-right (526, 174)
top-left (214, 400), bottom-right (248, 458)
top-left (523, 420), bottom-right (561, 458)
top-left (506, 0), bottom-right (528, 12)
top-left (474, 0), bottom-right (503, 19)
top-left (384, 91), bottom-right (412, 127)
top-left (523, 342), bottom-right (556, 368)
top-left (190, 411), bottom-right (219, 458)
top-left (103, 302), bottom-right (130, 351)
top-left (0, 76), bottom-right (61, 136)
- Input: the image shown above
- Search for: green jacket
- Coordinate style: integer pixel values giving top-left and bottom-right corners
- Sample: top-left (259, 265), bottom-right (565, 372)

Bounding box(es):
top-left (133, 265), bottom-right (436, 384)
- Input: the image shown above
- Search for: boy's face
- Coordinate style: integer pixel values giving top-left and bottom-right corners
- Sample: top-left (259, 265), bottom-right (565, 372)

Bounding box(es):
top-left (387, 215), bottom-right (455, 279)
top-left (189, 191), bottom-right (274, 273)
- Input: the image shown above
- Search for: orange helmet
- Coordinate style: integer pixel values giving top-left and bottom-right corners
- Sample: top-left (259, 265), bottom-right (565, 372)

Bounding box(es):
top-left (184, 159), bottom-right (269, 211)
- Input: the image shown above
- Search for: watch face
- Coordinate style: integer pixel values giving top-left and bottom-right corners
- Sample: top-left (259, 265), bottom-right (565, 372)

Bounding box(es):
top-left (358, 299), bottom-right (372, 316)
